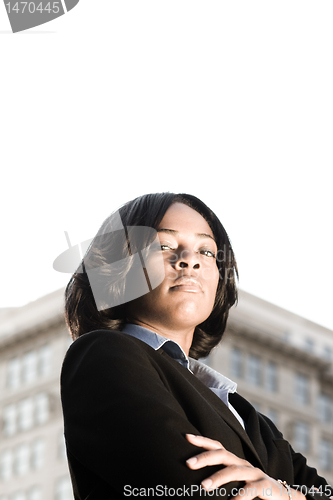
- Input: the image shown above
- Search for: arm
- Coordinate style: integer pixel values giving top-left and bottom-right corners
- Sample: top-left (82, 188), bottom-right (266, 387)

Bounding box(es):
top-left (185, 434), bottom-right (332, 500)
top-left (259, 413), bottom-right (332, 500)
top-left (184, 430), bottom-right (332, 500)
top-left (291, 446), bottom-right (333, 500)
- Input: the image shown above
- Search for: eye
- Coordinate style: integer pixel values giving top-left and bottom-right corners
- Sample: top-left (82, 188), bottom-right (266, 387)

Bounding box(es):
top-left (200, 249), bottom-right (216, 258)
top-left (160, 244), bottom-right (174, 251)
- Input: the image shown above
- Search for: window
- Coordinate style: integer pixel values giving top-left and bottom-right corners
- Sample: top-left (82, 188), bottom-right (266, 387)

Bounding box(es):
top-left (318, 394), bottom-right (333, 424)
top-left (22, 351), bottom-right (38, 384)
top-left (5, 346), bottom-right (53, 391)
top-left (230, 348), bottom-right (242, 378)
top-left (14, 443), bottom-right (30, 476)
top-left (283, 331), bottom-right (291, 344)
top-left (18, 398), bottom-right (34, 431)
top-left (266, 408), bottom-right (278, 426)
top-left (304, 338), bottom-right (315, 353)
top-left (0, 449), bottom-right (13, 481)
top-left (319, 439), bottom-right (333, 471)
top-left (247, 354), bottom-right (262, 386)
top-left (265, 362), bottom-right (278, 392)
top-left (6, 358), bottom-right (21, 389)
top-left (294, 373), bottom-right (310, 405)
top-left (0, 440), bottom-right (45, 482)
top-left (293, 421), bottom-right (310, 452)
top-left (31, 438), bottom-right (45, 470)
top-left (39, 345), bottom-right (52, 376)
top-left (55, 476), bottom-right (73, 500)
top-left (323, 346), bottom-right (333, 362)
top-left (3, 404), bottom-right (17, 436)
top-left (35, 393), bottom-right (49, 425)
top-left (2, 394), bottom-right (50, 438)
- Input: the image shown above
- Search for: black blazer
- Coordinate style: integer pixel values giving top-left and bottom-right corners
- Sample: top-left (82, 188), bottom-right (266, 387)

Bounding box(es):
top-left (60, 330), bottom-right (331, 499)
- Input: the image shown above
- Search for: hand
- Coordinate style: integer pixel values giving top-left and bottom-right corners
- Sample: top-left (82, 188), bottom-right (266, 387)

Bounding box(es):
top-left (185, 434), bottom-right (306, 500)
top-left (312, 487), bottom-right (333, 500)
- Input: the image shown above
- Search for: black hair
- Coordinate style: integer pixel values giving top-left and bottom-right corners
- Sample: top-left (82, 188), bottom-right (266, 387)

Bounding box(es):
top-left (64, 192), bottom-right (238, 359)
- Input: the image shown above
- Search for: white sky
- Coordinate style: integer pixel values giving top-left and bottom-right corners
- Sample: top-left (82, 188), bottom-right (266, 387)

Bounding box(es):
top-left (1, 1), bottom-right (332, 331)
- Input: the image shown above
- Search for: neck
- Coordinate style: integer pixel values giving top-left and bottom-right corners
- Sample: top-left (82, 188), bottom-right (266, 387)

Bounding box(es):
top-left (127, 318), bottom-right (194, 356)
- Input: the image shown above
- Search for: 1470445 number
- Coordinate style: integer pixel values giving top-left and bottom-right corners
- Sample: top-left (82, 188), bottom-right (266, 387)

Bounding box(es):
top-left (5, 2), bottom-right (60, 13)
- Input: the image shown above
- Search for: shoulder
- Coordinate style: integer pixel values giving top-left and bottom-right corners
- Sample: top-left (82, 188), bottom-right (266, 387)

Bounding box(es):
top-left (61, 329), bottom-right (163, 384)
top-left (65, 329), bottom-right (153, 359)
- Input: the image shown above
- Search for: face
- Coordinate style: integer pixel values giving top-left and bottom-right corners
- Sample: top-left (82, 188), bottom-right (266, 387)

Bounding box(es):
top-left (126, 202), bottom-right (220, 334)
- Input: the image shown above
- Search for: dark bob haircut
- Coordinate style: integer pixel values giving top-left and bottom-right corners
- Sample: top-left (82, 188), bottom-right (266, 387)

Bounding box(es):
top-left (64, 192), bottom-right (238, 359)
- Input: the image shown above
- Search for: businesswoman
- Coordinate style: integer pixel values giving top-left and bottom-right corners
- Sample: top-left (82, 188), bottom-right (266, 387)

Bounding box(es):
top-left (61, 193), bottom-right (332, 499)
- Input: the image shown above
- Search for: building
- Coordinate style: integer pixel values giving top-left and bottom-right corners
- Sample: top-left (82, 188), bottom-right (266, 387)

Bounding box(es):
top-left (0, 290), bottom-right (71, 500)
top-left (0, 288), bottom-right (332, 499)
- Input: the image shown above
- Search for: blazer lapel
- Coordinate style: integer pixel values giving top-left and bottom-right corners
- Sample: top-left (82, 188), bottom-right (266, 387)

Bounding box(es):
top-left (229, 392), bottom-right (269, 472)
top-left (158, 350), bottom-right (266, 471)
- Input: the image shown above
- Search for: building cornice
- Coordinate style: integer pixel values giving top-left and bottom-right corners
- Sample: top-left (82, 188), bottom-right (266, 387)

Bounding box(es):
top-left (0, 313), bottom-right (66, 350)
top-left (0, 288), bottom-right (66, 350)
top-left (226, 323), bottom-right (332, 374)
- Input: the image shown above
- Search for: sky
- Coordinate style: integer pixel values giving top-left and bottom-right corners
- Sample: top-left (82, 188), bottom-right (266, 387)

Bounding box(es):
top-left (1, 1), bottom-right (332, 331)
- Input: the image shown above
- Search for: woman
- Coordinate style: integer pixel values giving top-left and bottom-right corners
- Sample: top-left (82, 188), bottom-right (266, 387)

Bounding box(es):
top-left (61, 193), bottom-right (332, 499)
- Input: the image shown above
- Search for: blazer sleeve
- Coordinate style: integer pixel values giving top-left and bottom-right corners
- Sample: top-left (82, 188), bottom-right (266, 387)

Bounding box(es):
top-left (260, 414), bottom-right (332, 500)
top-left (291, 446), bottom-right (333, 500)
top-left (60, 330), bottom-right (239, 497)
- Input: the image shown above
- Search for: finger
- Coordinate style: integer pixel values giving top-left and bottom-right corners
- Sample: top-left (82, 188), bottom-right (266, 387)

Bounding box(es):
top-left (186, 448), bottom-right (252, 469)
top-left (185, 434), bottom-right (224, 450)
top-left (200, 465), bottom-right (265, 492)
top-left (231, 479), bottom-right (270, 500)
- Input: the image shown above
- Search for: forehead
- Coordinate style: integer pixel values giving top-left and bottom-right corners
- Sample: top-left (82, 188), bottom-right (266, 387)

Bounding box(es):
top-left (158, 203), bottom-right (214, 238)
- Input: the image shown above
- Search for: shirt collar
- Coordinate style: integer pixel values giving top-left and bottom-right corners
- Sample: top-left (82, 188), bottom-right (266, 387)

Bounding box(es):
top-left (188, 358), bottom-right (237, 405)
top-left (122, 323), bottom-right (189, 369)
top-left (121, 323), bottom-right (238, 396)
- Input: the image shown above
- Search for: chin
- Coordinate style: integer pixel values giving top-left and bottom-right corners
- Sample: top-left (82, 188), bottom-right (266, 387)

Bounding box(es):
top-left (173, 306), bottom-right (210, 326)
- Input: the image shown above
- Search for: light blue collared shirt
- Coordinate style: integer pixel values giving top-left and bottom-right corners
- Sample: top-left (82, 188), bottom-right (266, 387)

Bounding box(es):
top-left (122, 323), bottom-right (245, 430)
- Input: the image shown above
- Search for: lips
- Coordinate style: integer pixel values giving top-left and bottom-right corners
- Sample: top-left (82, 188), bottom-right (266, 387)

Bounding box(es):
top-left (170, 277), bottom-right (202, 292)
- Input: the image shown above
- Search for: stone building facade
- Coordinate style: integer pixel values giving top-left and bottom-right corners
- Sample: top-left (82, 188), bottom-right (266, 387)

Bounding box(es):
top-left (0, 290), bottom-right (72, 500)
top-left (0, 288), bottom-right (332, 499)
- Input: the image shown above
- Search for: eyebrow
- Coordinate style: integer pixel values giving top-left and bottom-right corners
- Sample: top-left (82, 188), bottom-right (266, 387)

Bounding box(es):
top-left (157, 228), bottom-right (216, 242)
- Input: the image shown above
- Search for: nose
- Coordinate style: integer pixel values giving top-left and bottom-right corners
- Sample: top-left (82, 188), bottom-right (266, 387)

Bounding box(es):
top-left (174, 249), bottom-right (200, 270)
